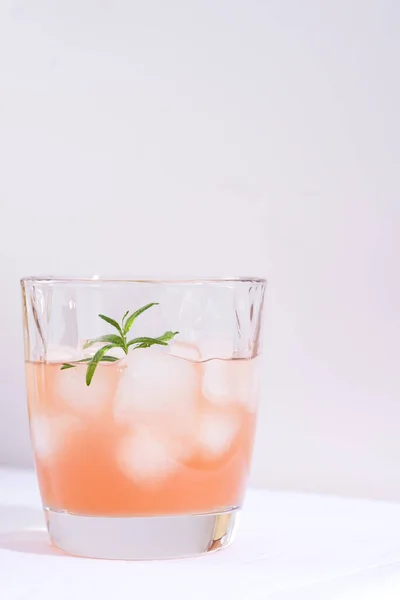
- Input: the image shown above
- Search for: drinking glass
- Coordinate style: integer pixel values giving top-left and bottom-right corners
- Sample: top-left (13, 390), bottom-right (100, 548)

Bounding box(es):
top-left (21, 276), bottom-right (266, 559)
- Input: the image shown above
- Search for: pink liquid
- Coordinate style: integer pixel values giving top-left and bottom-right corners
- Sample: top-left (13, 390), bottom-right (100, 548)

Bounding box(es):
top-left (26, 349), bottom-right (259, 516)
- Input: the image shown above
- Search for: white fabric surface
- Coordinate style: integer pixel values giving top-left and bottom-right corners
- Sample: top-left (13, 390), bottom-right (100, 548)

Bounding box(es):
top-left (1, 468), bottom-right (400, 599)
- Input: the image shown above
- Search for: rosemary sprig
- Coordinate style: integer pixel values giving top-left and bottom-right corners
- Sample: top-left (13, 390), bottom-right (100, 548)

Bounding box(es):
top-left (61, 303), bottom-right (178, 386)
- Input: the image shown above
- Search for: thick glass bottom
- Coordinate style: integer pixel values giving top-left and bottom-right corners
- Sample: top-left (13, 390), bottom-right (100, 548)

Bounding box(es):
top-left (45, 506), bottom-right (240, 559)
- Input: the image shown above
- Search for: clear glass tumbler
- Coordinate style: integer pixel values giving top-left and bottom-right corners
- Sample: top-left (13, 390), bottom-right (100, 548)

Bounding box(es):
top-left (21, 276), bottom-right (266, 559)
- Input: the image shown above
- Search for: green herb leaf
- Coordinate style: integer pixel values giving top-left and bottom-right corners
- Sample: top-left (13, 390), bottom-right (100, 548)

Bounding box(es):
top-left (61, 304), bottom-right (178, 386)
top-left (61, 355), bottom-right (120, 370)
top-left (155, 331), bottom-right (179, 343)
top-left (96, 355), bottom-right (119, 363)
top-left (121, 310), bottom-right (130, 328)
top-left (123, 303), bottom-right (159, 334)
top-left (85, 344), bottom-right (116, 386)
top-left (98, 314), bottom-right (123, 336)
top-left (83, 334), bottom-right (126, 349)
top-left (79, 355), bottom-right (120, 364)
top-left (127, 331), bottom-right (179, 349)
top-left (127, 337), bottom-right (168, 348)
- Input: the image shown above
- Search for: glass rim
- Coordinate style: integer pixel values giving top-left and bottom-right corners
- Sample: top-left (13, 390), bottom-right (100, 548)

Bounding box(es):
top-left (20, 275), bottom-right (267, 286)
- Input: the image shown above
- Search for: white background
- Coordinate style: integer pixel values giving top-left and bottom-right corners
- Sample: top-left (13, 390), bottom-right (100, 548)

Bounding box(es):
top-left (0, 0), bottom-right (399, 500)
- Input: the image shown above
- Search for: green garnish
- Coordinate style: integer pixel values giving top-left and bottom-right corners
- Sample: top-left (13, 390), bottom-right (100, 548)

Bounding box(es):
top-left (61, 303), bottom-right (178, 386)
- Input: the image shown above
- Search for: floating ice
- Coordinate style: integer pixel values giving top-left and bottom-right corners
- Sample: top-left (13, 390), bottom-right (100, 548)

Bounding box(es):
top-left (117, 428), bottom-right (182, 486)
top-left (56, 363), bottom-right (116, 412)
top-left (169, 341), bottom-right (201, 361)
top-left (30, 415), bottom-right (79, 459)
top-left (200, 338), bottom-right (233, 361)
top-left (45, 345), bottom-right (80, 363)
top-left (202, 361), bottom-right (233, 407)
top-left (202, 358), bottom-right (260, 411)
top-left (196, 411), bottom-right (239, 458)
top-left (45, 343), bottom-right (125, 363)
top-left (82, 342), bottom-right (126, 360)
top-left (114, 349), bottom-right (199, 430)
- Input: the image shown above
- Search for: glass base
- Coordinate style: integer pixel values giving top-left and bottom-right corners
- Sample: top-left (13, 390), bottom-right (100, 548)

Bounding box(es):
top-left (45, 506), bottom-right (240, 559)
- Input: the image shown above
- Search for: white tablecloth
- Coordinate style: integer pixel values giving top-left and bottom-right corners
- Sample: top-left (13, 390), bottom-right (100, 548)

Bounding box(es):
top-left (1, 468), bottom-right (400, 599)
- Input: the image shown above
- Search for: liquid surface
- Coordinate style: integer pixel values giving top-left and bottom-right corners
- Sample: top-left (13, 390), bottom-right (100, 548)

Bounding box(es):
top-left (26, 346), bottom-right (259, 517)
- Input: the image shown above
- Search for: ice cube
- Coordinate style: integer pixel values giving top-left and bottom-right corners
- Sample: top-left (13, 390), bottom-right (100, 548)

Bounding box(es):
top-left (46, 342), bottom-right (125, 363)
top-left (114, 349), bottom-right (199, 430)
top-left (200, 338), bottom-right (233, 361)
top-left (82, 343), bottom-right (126, 360)
top-left (56, 363), bottom-right (116, 413)
top-left (45, 345), bottom-right (80, 362)
top-left (196, 411), bottom-right (239, 458)
top-left (169, 341), bottom-right (201, 361)
top-left (202, 361), bottom-right (233, 407)
top-left (30, 415), bottom-right (79, 459)
top-left (117, 428), bottom-right (182, 487)
top-left (202, 358), bottom-right (260, 411)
